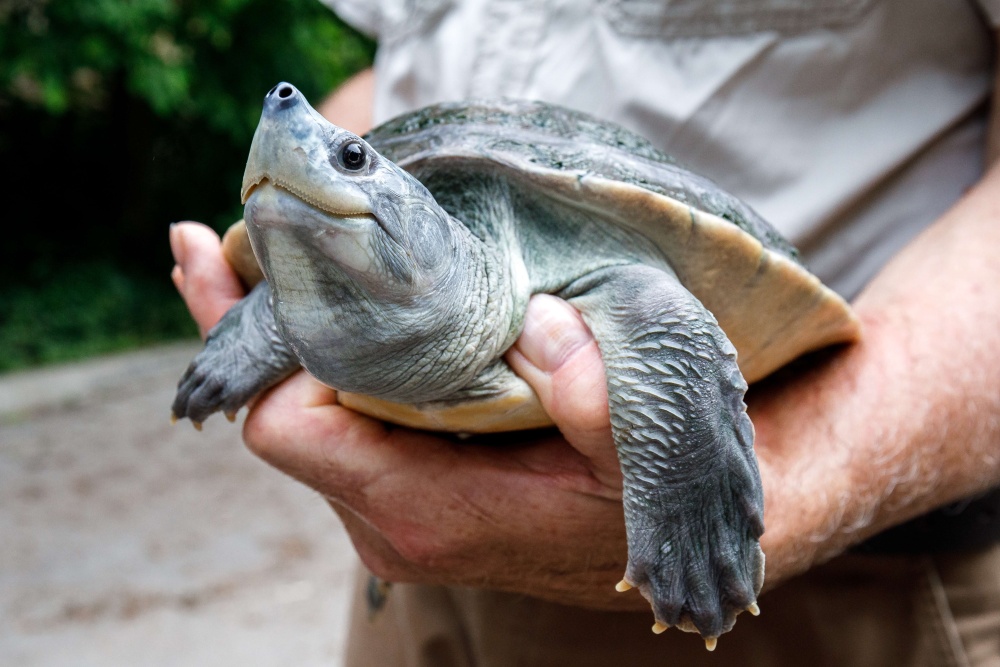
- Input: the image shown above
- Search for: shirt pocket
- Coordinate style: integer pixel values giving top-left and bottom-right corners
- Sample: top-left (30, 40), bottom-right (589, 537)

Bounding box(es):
top-left (598, 0), bottom-right (876, 38)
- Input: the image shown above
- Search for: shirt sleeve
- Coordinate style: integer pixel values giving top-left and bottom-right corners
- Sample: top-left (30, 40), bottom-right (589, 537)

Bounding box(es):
top-left (976, 0), bottom-right (1000, 27)
top-left (317, 0), bottom-right (383, 39)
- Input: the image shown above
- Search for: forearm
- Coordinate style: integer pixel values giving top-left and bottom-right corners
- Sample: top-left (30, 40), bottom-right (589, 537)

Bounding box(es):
top-left (854, 160), bottom-right (1000, 524)
top-left (752, 160), bottom-right (1000, 586)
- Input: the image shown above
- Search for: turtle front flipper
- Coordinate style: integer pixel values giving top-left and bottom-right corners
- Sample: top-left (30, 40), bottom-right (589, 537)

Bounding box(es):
top-left (564, 264), bottom-right (765, 643)
top-left (172, 281), bottom-right (299, 425)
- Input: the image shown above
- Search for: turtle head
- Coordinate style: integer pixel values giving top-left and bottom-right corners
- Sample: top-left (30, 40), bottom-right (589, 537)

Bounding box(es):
top-left (238, 83), bottom-right (516, 402)
top-left (240, 82), bottom-right (456, 299)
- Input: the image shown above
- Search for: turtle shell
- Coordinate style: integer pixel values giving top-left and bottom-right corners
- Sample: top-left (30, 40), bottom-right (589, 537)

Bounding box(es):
top-left (364, 99), bottom-right (860, 384)
top-left (223, 99), bottom-right (859, 431)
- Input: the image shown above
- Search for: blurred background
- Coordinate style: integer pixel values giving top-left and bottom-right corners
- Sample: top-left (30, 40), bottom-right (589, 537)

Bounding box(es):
top-left (1, 2), bottom-right (374, 664)
top-left (0, 0), bottom-right (373, 370)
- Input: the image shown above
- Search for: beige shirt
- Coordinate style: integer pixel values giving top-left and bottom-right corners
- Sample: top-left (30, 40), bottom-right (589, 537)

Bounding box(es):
top-left (323, 0), bottom-right (997, 298)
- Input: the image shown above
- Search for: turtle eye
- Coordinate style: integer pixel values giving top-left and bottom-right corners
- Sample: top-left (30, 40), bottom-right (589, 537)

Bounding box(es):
top-left (340, 141), bottom-right (366, 170)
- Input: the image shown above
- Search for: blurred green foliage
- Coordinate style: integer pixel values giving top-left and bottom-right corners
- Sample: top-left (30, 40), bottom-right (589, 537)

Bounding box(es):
top-left (0, 0), bottom-right (374, 372)
top-left (1, 263), bottom-right (195, 369)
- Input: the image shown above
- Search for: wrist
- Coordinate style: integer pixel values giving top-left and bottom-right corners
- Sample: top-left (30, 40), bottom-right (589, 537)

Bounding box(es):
top-left (747, 319), bottom-right (899, 587)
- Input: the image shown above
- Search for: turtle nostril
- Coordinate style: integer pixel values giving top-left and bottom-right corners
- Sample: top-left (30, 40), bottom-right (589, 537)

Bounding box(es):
top-left (264, 83), bottom-right (300, 111)
top-left (266, 84), bottom-right (296, 100)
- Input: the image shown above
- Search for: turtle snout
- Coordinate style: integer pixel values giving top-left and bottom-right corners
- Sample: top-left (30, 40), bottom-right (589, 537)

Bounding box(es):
top-left (264, 82), bottom-right (304, 113)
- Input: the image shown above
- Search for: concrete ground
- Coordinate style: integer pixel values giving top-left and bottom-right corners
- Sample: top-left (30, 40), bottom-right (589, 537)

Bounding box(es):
top-left (1, 342), bottom-right (359, 666)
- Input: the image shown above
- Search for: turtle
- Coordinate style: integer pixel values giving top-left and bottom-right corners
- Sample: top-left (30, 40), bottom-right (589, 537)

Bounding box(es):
top-left (172, 82), bottom-right (860, 646)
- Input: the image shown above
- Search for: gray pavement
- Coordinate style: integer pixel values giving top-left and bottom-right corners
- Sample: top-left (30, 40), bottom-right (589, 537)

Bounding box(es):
top-left (1, 342), bottom-right (358, 666)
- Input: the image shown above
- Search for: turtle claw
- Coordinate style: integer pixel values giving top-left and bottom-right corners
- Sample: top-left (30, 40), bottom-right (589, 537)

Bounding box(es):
top-left (705, 637), bottom-right (718, 652)
top-left (651, 622), bottom-right (669, 635)
top-left (748, 602), bottom-right (760, 616)
top-left (170, 412), bottom-right (178, 425)
top-left (621, 476), bottom-right (765, 642)
top-left (171, 281), bottom-right (298, 428)
top-left (225, 410), bottom-right (237, 423)
top-left (615, 579), bottom-right (634, 592)
top-left (192, 420), bottom-right (203, 431)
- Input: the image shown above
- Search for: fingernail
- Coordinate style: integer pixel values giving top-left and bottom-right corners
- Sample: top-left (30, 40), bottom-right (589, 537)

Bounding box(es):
top-left (514, 295), bottom-right (595, 374)
top-left (169, 222), bottom-right (186, 266)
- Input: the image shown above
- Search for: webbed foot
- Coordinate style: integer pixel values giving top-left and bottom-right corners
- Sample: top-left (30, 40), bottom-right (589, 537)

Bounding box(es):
top-left (172, 345), bottom-right (274, 424)
top-left (171, 281), bottom-right (299, 425)
top-left (618, 436), bottom-right (765, 642)
top-left (564, 264), bottom-right (766, 644)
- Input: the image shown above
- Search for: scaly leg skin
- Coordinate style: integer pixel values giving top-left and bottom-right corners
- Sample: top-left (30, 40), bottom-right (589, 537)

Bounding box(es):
top-left (565, 265), bottom-right (765, 647)
top-left (172, 281), bottom-right (300, 426)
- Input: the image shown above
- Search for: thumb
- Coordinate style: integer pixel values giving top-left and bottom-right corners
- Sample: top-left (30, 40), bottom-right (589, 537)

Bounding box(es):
top-left (505, 294), bottom-right (614, 461)
top-left (170, 221), bottom-right (246, 337)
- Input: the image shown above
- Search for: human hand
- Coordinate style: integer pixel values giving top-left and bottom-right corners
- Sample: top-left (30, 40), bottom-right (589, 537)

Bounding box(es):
top-left (170, 220), bottom-right (646, 610)
top-left (171, 145), bottom-right (1000, 623)
top-left (169, 220), bottom-right (879, 611)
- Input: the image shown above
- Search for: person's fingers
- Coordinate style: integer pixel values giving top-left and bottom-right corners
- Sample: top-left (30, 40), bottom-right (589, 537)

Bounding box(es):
top-left (242, 371), bottom-right (411, 504)
top-left (243, 295), bottom-right (615, 489)
top-left (252, 395), bottom-right (420, 582)
top-left (241, 293), bottom-right (618, 500)
top-left (506, 295), bottom-right (617, 475)
top-left (243, 372), bottom-right (513, 563)
top-left (239, 311), bottom-right (628, 594)
top-left (169, 221), bottom-right (246, 336)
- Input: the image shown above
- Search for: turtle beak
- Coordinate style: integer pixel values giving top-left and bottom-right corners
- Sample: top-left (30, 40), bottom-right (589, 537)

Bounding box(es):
top-left (241, 82), bottom-right (371, 216)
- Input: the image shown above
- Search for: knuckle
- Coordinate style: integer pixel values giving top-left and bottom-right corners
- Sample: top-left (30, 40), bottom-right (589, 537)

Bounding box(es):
top-left (547, 357), bottom-right (612, 441)
top-left (242, 409), bottom-right (284, 461)
top-left (306, 429), bottom-right (368, 496)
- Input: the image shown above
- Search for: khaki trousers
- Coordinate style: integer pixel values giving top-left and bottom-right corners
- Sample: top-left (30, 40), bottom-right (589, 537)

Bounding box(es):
top-left (344, 544), bottom-right (1000, 667)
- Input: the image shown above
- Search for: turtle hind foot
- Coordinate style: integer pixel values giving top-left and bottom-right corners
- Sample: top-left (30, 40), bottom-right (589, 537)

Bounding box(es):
top-left (629, 589), bottom-right (761, 651)
top-left (621, 533), bottom-right (764, 646)
top-left (617, 461), bottom-right (766, 645)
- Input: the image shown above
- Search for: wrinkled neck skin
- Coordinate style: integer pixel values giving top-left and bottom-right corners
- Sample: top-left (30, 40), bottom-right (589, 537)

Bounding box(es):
top-left (244, 180), bottom-right (527, 404)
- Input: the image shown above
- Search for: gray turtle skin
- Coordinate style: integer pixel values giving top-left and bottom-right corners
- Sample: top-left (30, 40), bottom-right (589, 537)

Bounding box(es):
top-left (174, 83), bottom-right (770, 641)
